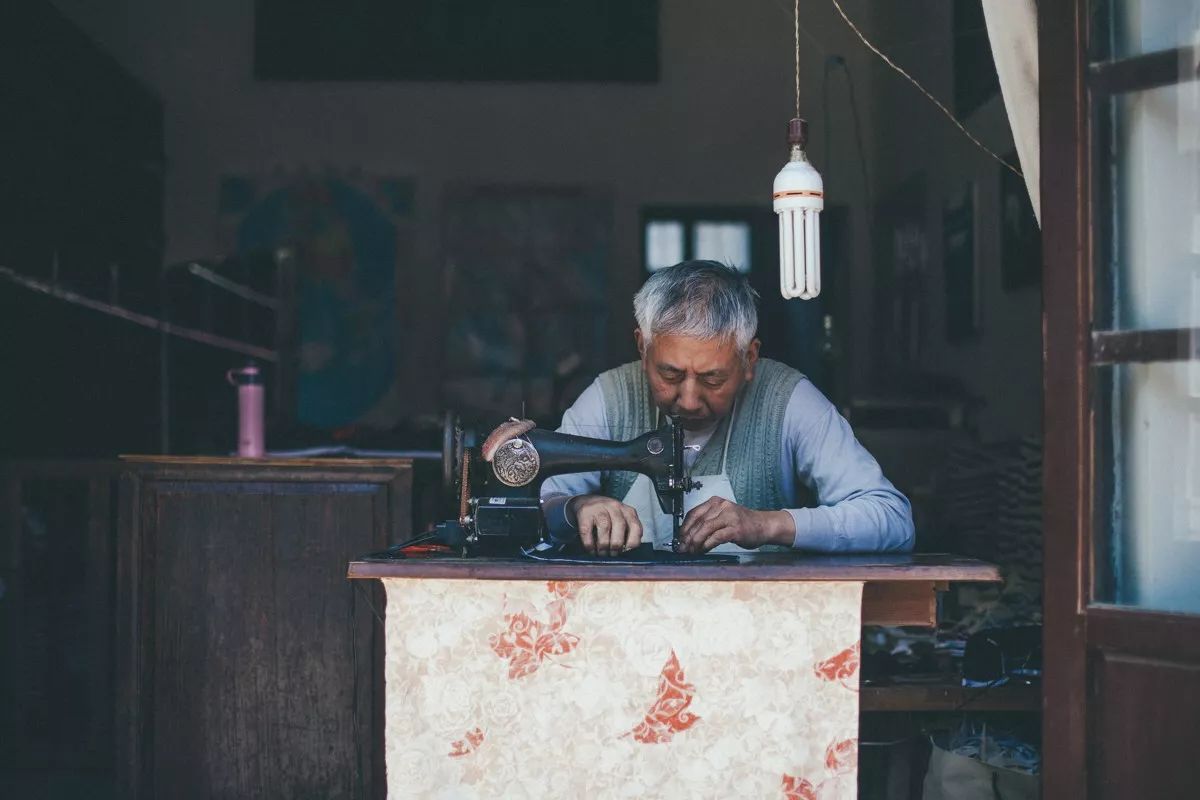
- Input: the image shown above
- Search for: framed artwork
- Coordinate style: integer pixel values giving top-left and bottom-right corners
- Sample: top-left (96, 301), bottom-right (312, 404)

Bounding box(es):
top-left (219, 171), bottom-right (415, 429)
top-left (1000, 151), bottom-right (1042, 290)
top-left (441, 185), bottom-right (611, 426)
top-left (944, 181), bottom-right (981, 342)
top-left (872, 174), bottom-right (931, 374)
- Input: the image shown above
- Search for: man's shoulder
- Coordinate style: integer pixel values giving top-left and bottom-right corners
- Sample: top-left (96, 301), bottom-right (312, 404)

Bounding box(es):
top-left (752, 358), bottom-right (808, 397)
top-left (597, 360), bottom-right (643, 382)
top-left (756, 357), bottom-right (804, 380)
top-left (748, 359), bottom-right (834, 427)
top-left (595, 360), bottom-right (645, 396)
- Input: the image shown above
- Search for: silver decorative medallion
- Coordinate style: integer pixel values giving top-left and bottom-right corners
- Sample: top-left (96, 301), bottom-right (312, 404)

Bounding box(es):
top-left (491, 438), bottom-right (541, 487)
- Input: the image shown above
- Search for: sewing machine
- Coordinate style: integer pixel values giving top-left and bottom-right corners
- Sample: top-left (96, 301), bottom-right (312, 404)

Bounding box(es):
top-left (434, 416), bottom-right (700, 554)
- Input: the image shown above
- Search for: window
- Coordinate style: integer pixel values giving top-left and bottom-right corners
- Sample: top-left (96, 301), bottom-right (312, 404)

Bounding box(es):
top-left (692, 222), bottom-right (752, 271)
top-left (642, 209), bottom-right (753, 273)
top-left (644, 220), bottom-right (685, 271)
top-left (1090, 0), bottom-right (1200, 612)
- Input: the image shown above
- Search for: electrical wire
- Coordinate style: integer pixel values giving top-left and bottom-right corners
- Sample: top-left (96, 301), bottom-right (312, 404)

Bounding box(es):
top-left (376, 530), bottom-right (441, 554)
top-left (354, 580), bottom-right (387, 627)
top-left (770, 0), bottom-right (829, 55)
top-left (794, 0), bottom-right (801, 118)
top-left (827, 0), bottom-right (1023, 179)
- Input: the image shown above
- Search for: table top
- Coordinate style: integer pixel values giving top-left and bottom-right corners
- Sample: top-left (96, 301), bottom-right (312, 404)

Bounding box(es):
top-left (347, 552), bottom-right (1000, 583)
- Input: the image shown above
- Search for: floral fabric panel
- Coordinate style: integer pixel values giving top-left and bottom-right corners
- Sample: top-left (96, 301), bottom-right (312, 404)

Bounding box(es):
top-left (382, 578), bottom-right (863, 799)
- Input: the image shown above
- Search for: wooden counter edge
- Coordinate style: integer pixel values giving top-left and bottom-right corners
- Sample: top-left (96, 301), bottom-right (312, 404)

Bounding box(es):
top-left (345, 554), bottom-right (1001, 583)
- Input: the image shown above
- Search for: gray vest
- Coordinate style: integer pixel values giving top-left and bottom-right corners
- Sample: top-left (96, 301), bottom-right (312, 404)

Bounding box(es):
top-left (596, 358), bottom-right (807, 510)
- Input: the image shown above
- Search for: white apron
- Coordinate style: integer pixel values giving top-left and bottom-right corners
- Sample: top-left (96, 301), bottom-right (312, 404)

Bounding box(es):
top-left (622, 401), bottom-right (758, 555)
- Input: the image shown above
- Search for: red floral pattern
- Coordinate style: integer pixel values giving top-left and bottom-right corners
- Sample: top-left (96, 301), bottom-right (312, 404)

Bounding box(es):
top-left (387, 579), bottom-right (864, 798)
top-left (813, 642), bottom-right (859, 690)
top-left (624, 649), bottom-right (700, 743)
top-left (781, 774), bottom-right (818, 800)
top-left (488, 597), bottom-right (579, 680)
top-left (448, 727), bottom-right (485, 757)
top-left (824, 738), bottom-right (857, 774)
top-left (546, 580), bottom-right (586, 599)
top-left (777, 738), bottom-right (856, 797)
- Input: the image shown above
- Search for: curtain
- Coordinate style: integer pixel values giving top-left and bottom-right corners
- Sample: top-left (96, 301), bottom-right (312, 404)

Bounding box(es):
top-left (982, 0), bottom-right (1041, 226)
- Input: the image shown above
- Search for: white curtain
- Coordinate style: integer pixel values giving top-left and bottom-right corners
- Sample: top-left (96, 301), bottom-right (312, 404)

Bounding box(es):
top-left (982, 0), bottom-right (1041, 226)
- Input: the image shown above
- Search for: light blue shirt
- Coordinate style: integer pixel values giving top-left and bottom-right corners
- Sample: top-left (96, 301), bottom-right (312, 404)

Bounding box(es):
top-left (540, 376), bottom-right (916, 553)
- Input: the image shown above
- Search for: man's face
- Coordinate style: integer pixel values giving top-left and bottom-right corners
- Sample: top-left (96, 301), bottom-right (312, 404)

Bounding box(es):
top-left (636, 330), bottom-right (760, 431)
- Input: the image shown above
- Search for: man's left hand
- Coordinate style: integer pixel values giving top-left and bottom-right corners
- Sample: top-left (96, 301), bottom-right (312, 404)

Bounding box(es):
top-left (676, 497), bottom-right (795, 553)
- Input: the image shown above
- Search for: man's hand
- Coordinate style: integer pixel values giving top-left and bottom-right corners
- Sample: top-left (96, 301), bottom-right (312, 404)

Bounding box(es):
top-left (677, 497), bottom-right (794, 553)
top-left (568, 495), bottom-right (644, 557)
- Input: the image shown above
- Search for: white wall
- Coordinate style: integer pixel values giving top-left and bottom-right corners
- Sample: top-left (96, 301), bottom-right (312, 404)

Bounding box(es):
top-left (50, 0), bottom-right (884, 417)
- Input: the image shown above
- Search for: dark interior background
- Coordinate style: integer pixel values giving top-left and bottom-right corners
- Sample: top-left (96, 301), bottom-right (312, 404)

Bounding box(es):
top-left (0, 1), bottom-right (1044, 797)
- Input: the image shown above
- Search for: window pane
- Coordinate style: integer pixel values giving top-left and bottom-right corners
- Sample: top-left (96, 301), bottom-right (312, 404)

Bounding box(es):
top-left (1102, 0), bottom-right (1200, 59)
top-left (645, 220), bottom-right (684, 272)
top-left (1095, 84), bottom-right (1200, 331)
top-left (1091, 1), bottom-right (1200, 613)
top-left (692, 222), bottom-right (751, 273)
top-left (1094, 361), bottom-right (1200, 612)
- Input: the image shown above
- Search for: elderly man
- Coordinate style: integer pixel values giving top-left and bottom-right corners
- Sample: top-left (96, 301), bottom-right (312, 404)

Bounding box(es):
top-left (540, 260), bottom-right (914, 557)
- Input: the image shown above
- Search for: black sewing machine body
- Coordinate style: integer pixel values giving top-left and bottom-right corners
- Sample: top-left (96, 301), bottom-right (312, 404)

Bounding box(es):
top-left (439, 418), bottom-right (698, 554)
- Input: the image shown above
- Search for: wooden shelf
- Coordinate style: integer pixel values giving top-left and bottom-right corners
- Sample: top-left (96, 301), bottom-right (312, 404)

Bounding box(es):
top-left (861, 681), bottom-right (1040, 712)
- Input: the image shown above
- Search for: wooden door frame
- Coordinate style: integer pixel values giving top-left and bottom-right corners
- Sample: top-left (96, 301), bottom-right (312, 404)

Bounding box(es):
top-left (1040, 0), bottom-right (1091, 796)
top-left (1041, 2), bottom-right (1200, 796)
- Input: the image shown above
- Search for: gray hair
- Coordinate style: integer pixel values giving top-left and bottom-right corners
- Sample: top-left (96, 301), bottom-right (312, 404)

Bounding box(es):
top-left (633, 260), bottom-right (759, 355)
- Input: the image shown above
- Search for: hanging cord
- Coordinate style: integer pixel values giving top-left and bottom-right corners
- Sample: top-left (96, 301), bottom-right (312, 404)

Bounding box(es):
top-left (827, 0), bottom-right (1023, 179)
top-left (794, 0), bottom-right (801, 118)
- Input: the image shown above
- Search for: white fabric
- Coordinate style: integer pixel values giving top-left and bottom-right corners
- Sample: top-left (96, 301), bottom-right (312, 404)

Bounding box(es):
top-left (382, 577), bottom-right (864, 799)
top-left (982, 0), bottom-right (1041, 226)
top-left (622, 400), bottom-right (766, 555)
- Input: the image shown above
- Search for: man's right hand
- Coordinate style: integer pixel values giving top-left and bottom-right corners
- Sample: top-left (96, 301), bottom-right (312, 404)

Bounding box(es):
top-left (567, 495), bottom-right (643, 557)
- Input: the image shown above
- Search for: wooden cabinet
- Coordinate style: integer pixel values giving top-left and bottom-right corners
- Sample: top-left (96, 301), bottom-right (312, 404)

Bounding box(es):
top-left (116, 458), bottom-right (411, 800)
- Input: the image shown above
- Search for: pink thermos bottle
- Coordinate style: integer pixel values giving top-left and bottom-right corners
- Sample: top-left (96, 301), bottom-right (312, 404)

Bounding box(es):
top-left (226, 362), bottom-right (265, 458)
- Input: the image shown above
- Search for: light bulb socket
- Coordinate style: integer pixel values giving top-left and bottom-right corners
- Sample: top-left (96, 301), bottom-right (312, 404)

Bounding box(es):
top-left (787, 117), bottom-right (809, 149)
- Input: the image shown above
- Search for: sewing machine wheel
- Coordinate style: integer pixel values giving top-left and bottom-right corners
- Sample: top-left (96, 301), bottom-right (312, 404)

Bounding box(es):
top-left (440, 410), bottom-right (464, 513)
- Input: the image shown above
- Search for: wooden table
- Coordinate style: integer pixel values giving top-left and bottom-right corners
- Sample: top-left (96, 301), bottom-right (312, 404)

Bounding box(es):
top-left (349, 553), bottom-right (998, 799)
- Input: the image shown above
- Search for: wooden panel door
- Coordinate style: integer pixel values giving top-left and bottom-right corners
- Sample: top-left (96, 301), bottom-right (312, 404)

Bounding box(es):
top-left (116, 458), bottom-right (411, 800)
top-left (1041, 2), bottom-right (1200, 797)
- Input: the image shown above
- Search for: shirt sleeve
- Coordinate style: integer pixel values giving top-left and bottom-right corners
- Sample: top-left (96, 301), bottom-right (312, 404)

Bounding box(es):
top-left (539, 380), bottom-right (608, 542)
top-left (781, 380), bottom-right (916, 553)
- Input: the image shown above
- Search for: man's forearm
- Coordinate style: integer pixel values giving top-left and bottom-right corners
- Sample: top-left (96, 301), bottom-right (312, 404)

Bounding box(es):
top-left (758, 509), bottom-right (798, 547)
top-left (785, 495), bottom-right (915, 552)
